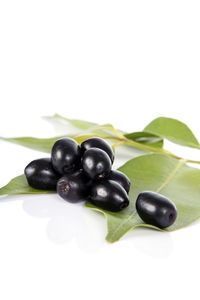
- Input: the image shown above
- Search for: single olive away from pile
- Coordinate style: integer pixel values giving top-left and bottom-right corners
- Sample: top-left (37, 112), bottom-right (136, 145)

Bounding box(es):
top-left (136, 191), bottom-right (177, 228)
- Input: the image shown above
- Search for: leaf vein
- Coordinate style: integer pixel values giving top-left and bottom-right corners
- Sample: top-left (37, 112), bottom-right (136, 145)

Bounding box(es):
top-left (156, 159), bottom-right (185, 193)
top-left (107, 211), bottom-right (138, 242)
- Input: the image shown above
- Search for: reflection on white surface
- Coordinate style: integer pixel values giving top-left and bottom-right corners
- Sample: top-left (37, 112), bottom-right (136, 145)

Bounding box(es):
top-left (23, 194), bottom-right (106, 252)
top-left (125, 227), bottom-right (174, 258)
top-left (22, 193), bottom-right (174, 256)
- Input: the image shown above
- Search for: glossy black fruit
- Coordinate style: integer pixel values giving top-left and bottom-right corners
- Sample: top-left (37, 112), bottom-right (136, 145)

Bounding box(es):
top-left (57, 170), bottom-right (91, 203)
top-left (89, 180), bottom-right (129, 212)
top-left (107, 170), bottom-right (130, 194)
top-left (82, 148), bottom-right (112, 179)
top-left (136, 191), bottom-right (177, 228)
top-left (24, 158), bottom-right (60, 190)
top-left (51, 137), bottom-right (81, 174)
top-left (81, 137), bottom-right (114, 163)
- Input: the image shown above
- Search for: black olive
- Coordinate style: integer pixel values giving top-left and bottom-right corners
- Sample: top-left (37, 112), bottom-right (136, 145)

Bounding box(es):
top-left (24, 158), bottom-right (60, 190)
top-left (57, 170), bottom-right (91, 203)
top-left (136, 191), bottom-right (177, 228)
top-left (82, 148), bottom-right (112, 180)
top-left (81, 137), bottom-right (114, 163)
top-left (89, 180), bottom-right (129, 212)
top-left (107, 170), bottom-right (130, 194)
top-left (51, 137), bottom-right (81, 174)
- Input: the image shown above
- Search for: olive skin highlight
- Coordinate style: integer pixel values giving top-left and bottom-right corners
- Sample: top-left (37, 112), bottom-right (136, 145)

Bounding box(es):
top-left (81, 137), bottom-right (114, 164)
top-left (107, 170), bottom-right (130, 194)
top-left (24, 158), bottom-right (60, 190)
top-left (136, 191), bottom-right (177, 228)
top-left (89, 180), bottom-right (129, 212)
top-left (82, 148), bottom-right (112, 180)
top-left (51, 137), bottom-right (81, 174)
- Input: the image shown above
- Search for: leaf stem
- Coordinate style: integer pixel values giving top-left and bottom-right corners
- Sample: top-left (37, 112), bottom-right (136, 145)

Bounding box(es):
top-left (185, 159), bottom-right (200, 165)
top-left (112, 141), bottom-right (126, 148)
top-left (104, 135), bottom-right (200, 165)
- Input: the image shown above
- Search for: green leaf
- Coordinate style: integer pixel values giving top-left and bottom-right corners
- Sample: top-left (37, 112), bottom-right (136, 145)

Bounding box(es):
top-left (0, 135), bottom-right (95, 153)
top-left (44, 114), bottom-right (124, 139)
top-left (124, 131), bottom-right (164, 148)
top-left (0, 136), bottom-right (64, 153)
top-left (0, 175), bottom-right (53, 195)
top-left (144, 117), bottom-right (200, 148)
top-left (86, 153), bottom-right (200, 242)
top-left (44, 113), bottom-right (97, 130)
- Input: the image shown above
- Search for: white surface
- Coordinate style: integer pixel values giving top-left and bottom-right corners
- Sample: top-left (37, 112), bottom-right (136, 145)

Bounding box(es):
top-left (1, 0), bottom-right (200, 299)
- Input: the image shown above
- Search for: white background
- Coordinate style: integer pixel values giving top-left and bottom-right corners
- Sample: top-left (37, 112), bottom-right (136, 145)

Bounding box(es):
top-left (0, 1), bottom-right (200, 299)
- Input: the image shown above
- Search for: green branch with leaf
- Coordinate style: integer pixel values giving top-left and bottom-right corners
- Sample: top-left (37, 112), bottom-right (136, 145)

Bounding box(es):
top-left (1, 115), bottom-right (200, 242)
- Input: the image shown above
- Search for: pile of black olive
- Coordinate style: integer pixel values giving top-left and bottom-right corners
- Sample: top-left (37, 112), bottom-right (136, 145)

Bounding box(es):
top-left (25, 137), bottom-right (130, 212)
top-left (24, 136), bottom-right (178, 228)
